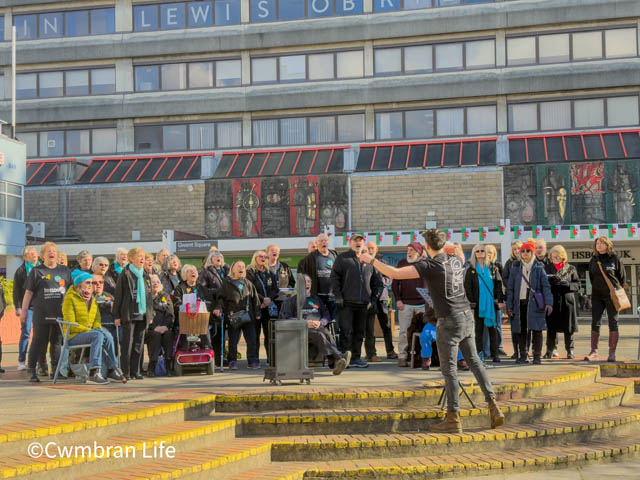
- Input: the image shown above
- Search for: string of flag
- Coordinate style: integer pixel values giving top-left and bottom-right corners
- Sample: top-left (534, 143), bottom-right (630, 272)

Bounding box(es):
top-left (340, 224), bottom-right (639, 246)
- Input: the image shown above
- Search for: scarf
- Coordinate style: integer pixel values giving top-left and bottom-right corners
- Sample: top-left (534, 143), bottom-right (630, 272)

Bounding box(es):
top-left (554, 262), bottom-right (565, 272)
top-left (128, 264), bottom-right (146, 314)
top-left (114, 262), bottom-right (125, 275)
top-left (25, 260), bottom-right (40, 276)
top-left (476, 263), bottom-right (496, 327)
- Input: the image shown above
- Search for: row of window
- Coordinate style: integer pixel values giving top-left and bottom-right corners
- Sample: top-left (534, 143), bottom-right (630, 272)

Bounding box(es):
top-left (17, 92), bottom-right (640, 157)
top-left (17, 129), bottom-right (117, 158)
top-left (376, 105), bottom-right (496, 140)
top-left (8, 0), bottom-right (498, 41)
top-left (374, 39), bottom-right (494, 75)
top-left (16, 68), bottom-right (116, 99)
top-left (0, 181), bottom-right (22, 221)
top-left (13, 9), bottom-right (115, 40)
top-left (507, 27), bottom-right (637, 66)
top-left (135, 60), bottom-right (240, 92)
top-left (508, 95), bottom-right (640, 133)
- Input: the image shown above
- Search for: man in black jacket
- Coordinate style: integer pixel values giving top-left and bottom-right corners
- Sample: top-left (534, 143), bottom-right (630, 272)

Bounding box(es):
top-left (13, 246), bottom-right (46, 373)
top-left (0, 281), bottom-right (5, 373)
top-left (297, 233), bottom-right (338, 323)
top-left (330, 234), bottom-right (383, 368)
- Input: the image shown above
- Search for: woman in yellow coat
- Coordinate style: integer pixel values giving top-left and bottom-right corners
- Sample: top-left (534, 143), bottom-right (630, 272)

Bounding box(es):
top-left (62, 270), bottom-right (124, 384)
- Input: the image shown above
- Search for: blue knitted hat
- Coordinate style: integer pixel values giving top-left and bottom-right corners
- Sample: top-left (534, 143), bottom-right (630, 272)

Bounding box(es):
top-left (71, 269), bottom-right (93, 286)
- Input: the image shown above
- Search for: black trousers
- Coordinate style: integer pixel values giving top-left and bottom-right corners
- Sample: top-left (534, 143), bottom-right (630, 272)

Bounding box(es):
top-left (121, 320), bottom-right (146, 377)
top-left (28, 320), bottom-right (61, 372)
top-left (517, 301), bottom-right (529, 360)
top-left (148, 329), bottom-right (175, 363)
top-left (473, 309), bottom-right (499, 359)
top-left (365, 304), bottom-right (394, 358)
top-left (546, 329), bottom-right (574, 352)
top-left (309, 327), bottom-right (342, 360)
top-left (254, 308), bottom-right (271, 362)
top-left (591, 297), bottom-right (619, 333)
top-left (338, 304), bottom-right (367, 360)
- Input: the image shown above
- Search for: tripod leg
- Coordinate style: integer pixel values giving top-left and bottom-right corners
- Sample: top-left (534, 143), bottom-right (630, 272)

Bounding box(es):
top-left (459, 381), bottom-right (477, 409)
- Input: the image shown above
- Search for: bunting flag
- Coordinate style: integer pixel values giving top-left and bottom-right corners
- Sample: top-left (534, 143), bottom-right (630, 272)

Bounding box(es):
top-left (391, 232), bottom-right (400, 245)
top-left (478, 227), bottom-right (488, 241)
top-left (588, 224), bottom-right (598, 239)
top-left (497, 225), bottom-right (506, 236)
top-left (627, 224), bottom-right (638, 238)
top-left (411, 231), bottom-right (419, 242)
top-left (570, 225), bottom-right (580, 239)
top-left (461, 228), bottom-right (471, 242)
top-left (513, 225), bottom-right (524, 240)
top-left (550, 225), bottom-right (560, 239)
top-left (531, 225), bottom-right (543, 238)
top-left (607, 224), bottom-right (618, 238)
top-left (342, 232), bottom-right (350, 245)
top-left (375, 232), bottom-right (384, 245)
top-left (443, 228), bottom-right (453, 241)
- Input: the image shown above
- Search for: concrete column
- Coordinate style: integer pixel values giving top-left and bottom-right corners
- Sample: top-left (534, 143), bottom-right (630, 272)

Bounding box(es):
top-left (497, 95), bottom-right (508, 134)
top-left (496, 30), bottom-right (506, 67)
top-left (365, 105), bottom-right (375, 140)
top-left (241, 0), bottom-right (250, 23)
top-left (116, 0), bottom-right (133, 32)
top-left (117, 118), bottom-right (135, 153)
top-left (3, 66), bottom-right (9, 100)
top-left (242, 112), bottom-right (252, 147)
top-left (4, 12), bottom-right (12, 41)
top-left (115, 58), bottom-right (134, 93)
top-left (364, 41), bottom-right (374, 77)
top-left (241, 51), bottom-right (251, 86)
top-left (363, 0), bottom-right (373, 14)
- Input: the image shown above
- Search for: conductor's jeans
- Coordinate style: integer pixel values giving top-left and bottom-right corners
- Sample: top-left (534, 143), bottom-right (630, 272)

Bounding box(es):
top-left (435, 309), bottom-right (496, 413)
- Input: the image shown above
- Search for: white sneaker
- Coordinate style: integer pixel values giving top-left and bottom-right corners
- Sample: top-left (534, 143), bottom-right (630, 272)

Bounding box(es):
top-left (17, 362), bottom-right (27, 371)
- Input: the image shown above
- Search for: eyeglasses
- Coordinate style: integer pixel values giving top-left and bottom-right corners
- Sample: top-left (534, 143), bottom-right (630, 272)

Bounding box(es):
top-left (98, 263), bottom-right (109, 267)
top-left (476, 250), bottom-right (485, 253)
top-left (92, 281), bottom-right (104, 285)
top-left (521, 249), bottom-right (533, 253)
top-left (257, 255), bottom-right (267, 259)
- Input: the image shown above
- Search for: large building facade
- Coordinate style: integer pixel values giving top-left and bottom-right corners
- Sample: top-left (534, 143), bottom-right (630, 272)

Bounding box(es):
top-left (4, 0), bottom-right (640, 315)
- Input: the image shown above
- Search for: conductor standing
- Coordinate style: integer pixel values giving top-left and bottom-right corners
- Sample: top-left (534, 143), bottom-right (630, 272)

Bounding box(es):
top-left (359, 229), bottom-right (504, 433)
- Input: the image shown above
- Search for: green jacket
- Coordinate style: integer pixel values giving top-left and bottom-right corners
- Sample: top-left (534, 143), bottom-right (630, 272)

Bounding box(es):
top-left (62, 287), bottom-right (101, 339)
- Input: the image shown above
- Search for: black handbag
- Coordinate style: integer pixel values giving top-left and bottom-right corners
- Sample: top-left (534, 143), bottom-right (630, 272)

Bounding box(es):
top-left (228, 297), bottom-right (251, 328)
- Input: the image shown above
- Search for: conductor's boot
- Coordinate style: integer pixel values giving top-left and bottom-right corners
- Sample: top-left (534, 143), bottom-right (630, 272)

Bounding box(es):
top-left (430, 411), bottom-right (462, 434)
top-left (488, 398), bottom-right (505, 428)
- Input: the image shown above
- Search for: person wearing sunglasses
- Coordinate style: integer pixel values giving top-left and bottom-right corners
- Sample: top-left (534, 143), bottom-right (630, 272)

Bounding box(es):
top-left (506, 241), bottom-right (553, 365)
top-left (247, 250), bottom-right (279, 365)
top-left (464, 244), bottom-right (504, 363)
top-left (93, 273), bottom-right (121, 366)
top-left (92, 257), bottom-right (115, 294)
top-left (501, 241), bottom-right (522, 359)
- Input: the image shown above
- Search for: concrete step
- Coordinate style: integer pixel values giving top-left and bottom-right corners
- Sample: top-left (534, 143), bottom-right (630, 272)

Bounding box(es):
top-left (0, 415), bottom-right (240, 479)
top-left (215, 366), bottom-right (599, 412)
top-left (78, 438), bottom-right (272, 480)
top-left (230, 463), bottom-right (309, 480)
top-left (238, 380), bottom-right (633, 436)
top-left (270, 399), bottom-right (640, 461)
top-left (0, 392), bottom-right (217, 458)
top-left (298, 433), bottom-right (640, 479)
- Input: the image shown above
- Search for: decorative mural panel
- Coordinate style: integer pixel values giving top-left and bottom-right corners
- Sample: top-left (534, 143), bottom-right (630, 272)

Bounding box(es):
top-left (504, 160), bottom-right (640, 226)
top-left (204, 174), bottom-right (348, 238)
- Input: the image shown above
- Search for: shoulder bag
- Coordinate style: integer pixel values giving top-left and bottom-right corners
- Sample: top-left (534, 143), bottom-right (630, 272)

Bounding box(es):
top-left (520, 268), bottom-right (545, 311)
top-left (597, 261), bottom-right (631, 312)
top-left (229, 295), bottom-right (252, 328)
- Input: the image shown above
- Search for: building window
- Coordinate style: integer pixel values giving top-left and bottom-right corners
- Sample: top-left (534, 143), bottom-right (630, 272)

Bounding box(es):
top-left (309, 116), bottom-right (336, 144)
top-left (252, 49), bottom-right (364, 84)
top-left (280, 118), bottom-right (307, 145)
top-left (508, 94), bottom-right (640, 132)
top-left (607, 96), bottom-right (639, 127)
top-left (0, 182), bottom-right (23, 221)
top-left (136, 121), bottom-right (241, 152)
top-left (253, 119), bottom-right (279, 146)
top-left (374, 39), bottom-right (494, 77)
top-left (14, 8), bottom-right (115, 40)
top-left (250, 0), bottom-right (363, 23)
top-left (375, 105), bottom-right (496, 140)
top-left (161, 63), bottom-right (188, 90)
top-left (376, 111), bottom-right (404, 139)
top-left (134, 1), bottom-right (241, 31)
top-left (507, 27), bottom-right (638, 66)
top-left (18, 128), bottom-right (117, 157)
top-left (17, 68), bottom-right (115, 99)
top-left (189, 62), bottom-right (214, 88)
top-left (216, 60), bottom-right (241, 86)
top-left (135, 65), bottom-right (160, 91)
top-left (337, 114), bottom-right (365, 142)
